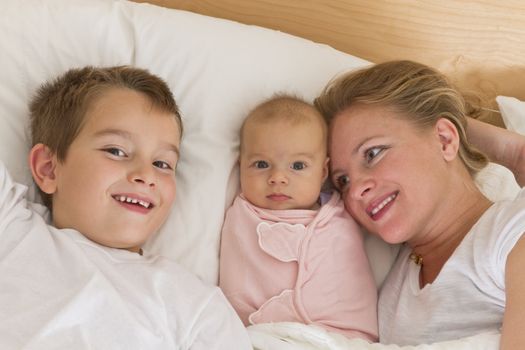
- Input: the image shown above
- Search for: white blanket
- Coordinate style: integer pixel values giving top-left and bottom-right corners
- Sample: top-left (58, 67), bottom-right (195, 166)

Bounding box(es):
top-left (248, 323), bottom-right (500, 350)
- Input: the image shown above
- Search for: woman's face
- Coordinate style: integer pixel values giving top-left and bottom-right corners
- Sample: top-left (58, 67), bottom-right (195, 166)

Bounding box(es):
top-left (329, 104), bottom-right (452, 244)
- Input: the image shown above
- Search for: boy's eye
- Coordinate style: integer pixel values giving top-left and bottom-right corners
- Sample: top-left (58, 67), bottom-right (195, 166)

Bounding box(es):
top-left (254, 161), bottom-right (269, 169)
top-left (334, 174), bottom-right (350, 191)
top-left (153, 160), bottom-right (173, 170)
top-left (291, 161), bottom-right (306, 170)
top-left (104, 147), bottom-right (126, 157)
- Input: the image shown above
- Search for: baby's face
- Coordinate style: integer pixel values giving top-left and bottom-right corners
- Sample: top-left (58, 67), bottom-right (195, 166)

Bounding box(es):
top-left (50, 88), bottom-right (181, 252)
top-left (240, 117), bottom-right (328, 210)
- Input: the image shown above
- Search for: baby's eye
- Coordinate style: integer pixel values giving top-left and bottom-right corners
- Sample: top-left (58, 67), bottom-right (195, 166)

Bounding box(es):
top-left (104, 147), bottom-right (126, 157)
top-left (334, 174), bottom-right (350, 191)
top-left (254, 161), bottom-right (269, 169)
top-left (365, 146), bottom-right (385, 163)
top-left (291, 161), bottom-right (306, 170)
top-left (153, 160), bottom-right (173, 170)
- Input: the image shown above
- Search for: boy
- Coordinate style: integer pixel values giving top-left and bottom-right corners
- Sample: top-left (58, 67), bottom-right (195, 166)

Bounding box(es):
top-left (219, 95), bottom-right (378, 341)
top-left (0, 66), bottom-right (251, 349)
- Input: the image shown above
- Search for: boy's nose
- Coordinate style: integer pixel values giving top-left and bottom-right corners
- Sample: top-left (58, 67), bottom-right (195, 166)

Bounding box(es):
top-left (129, 162), bottom-right (156, 187)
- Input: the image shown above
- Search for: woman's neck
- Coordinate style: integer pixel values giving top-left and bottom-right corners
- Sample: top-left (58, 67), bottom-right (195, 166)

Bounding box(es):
top-left (409, 184), bottom-right (492, 286)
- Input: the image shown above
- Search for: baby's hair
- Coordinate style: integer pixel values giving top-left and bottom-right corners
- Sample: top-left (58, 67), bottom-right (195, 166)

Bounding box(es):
top-left (314, 60), bottom-right (488, 176)
top-left (240, 93), bottom-right (327, 151)
top-left (29, 65), bottom-right (182, 208)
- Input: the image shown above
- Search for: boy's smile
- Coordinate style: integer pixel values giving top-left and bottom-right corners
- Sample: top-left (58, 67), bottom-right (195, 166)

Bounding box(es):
top-left (113, 194), bottom-right (154, 212)
top-left (49, 88), bottom-right (181, 252)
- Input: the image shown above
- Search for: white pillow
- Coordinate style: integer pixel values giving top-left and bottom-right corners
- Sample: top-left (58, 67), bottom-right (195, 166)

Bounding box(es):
top-left (497, 95), bottom-right (525, 134)
top-left (0, 0), bottom-right (517, 290)
top-left (0, 0), bottom-right (373, 285)
top-left (475, 96), bottom-right (523, 201)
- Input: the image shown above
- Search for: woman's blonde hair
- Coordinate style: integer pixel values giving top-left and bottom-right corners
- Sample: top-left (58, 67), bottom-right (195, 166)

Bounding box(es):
top-left (314, 60), bottom-right (488, 175)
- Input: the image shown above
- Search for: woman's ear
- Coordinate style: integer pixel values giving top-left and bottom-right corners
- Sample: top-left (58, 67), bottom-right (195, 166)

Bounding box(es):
top-left (29, 143), bottom-right (58, 194)
top-left (435, 118), bottom-right (460, 161)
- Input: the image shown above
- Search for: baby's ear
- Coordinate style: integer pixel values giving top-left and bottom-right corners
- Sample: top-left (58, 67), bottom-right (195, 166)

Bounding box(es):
top-left (322, 157), bottom-right (330, 182)
top-left (29, 144), bottom-right (58, 194)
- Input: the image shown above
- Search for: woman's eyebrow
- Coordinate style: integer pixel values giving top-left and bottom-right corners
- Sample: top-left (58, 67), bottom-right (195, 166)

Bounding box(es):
top-left (354, 135), bottom-right (379, 154)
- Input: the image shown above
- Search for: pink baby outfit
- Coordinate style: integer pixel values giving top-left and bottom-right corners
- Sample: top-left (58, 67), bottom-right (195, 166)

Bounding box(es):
top-left (219, 191), bottom-right (378, 341)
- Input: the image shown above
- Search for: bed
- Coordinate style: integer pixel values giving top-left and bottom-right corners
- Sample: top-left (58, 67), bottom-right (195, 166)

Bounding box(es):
top-left (134, 0), bottom-right (525, 127)
top-left (0, 0), bottom-right (523, 348)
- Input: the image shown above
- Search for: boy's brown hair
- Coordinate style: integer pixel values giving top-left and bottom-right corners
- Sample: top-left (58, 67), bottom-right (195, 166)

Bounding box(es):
top-left (29, 65), bottom-right (182, 207)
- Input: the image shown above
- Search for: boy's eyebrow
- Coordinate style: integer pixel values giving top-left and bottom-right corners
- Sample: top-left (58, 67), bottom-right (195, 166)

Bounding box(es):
top-left (94, 128), bottom-right (180, 157)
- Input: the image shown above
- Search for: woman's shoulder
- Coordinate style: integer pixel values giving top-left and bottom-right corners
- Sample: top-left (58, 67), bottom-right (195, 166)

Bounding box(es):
top-left (464, 190), bottom-right (525, 271)
top-left (487, 188), bottom-right (525, 223)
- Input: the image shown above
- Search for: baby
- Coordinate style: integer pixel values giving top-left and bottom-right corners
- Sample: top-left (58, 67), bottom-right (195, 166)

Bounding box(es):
top-left (0, 66), bottom-right (251, 349)
top-left (219, 94), bottom-right (378, 341)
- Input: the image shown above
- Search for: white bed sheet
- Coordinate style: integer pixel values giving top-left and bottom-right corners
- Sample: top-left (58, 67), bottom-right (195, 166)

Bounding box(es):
top-left (248, 323), bottom-right (500, 350)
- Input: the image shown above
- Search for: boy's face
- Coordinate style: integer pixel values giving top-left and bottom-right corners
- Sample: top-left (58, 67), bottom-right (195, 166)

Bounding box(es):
top-left (240, 116), bottom-right (328, 210)
top-left (50, 88), bottom-right (180, 252)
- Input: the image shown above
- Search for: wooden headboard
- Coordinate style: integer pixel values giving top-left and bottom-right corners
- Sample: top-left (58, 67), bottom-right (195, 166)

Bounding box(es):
top-left (133, 0), bottom-right (525, 126)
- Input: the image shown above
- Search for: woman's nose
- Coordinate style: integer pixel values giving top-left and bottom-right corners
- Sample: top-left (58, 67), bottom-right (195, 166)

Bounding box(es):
top-left (348, 175), bottom-right (373, 200)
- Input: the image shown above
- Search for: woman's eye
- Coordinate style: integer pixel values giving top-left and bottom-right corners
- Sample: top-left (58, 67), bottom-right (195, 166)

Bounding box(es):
top-left (104, 147), bottom-right (126, 157)
top-left (291, 161), bottom-right (306, 170)
top-left (335, 175), bottom-right (350, 191)
top-left (365, 146), bottom-right (384, 163)
top-left (153, 160), bottom-right (173, 170)
top-left (254, 161), bottom-right (269, 169)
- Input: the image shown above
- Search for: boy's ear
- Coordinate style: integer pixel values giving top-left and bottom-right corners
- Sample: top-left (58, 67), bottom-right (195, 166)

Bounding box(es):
top-left (435, 118), bottom-right (460, 161)
top-left (29, 143), bottom-right (58, 194)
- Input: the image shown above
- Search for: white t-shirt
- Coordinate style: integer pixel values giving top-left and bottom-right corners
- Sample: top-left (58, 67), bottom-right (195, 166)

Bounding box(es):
top-left (378, 188), bottom-right (525, 345)
top-left (0, 161), bottom-right (251, 350)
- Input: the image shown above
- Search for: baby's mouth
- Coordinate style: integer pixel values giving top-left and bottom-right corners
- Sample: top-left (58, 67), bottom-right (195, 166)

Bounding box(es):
top-left (267, 193), bottom-right (291, 201)
top-left (112, 195), bottom-right (153, 209)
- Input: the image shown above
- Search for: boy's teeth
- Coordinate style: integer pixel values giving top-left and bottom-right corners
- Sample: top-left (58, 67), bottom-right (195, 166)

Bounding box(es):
top-left (115, 195), bottom-right (151, 208)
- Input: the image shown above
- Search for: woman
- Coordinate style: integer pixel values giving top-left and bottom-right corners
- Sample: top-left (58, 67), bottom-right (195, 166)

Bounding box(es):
top-left (314, 60), bottom-right (525, 347)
